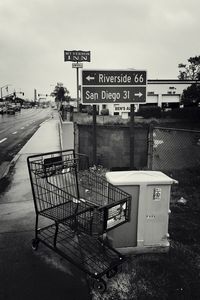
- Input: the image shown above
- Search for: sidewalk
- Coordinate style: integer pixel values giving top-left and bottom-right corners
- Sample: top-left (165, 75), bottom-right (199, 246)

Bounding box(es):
top-left (0, 114), bottom-right (91, 300)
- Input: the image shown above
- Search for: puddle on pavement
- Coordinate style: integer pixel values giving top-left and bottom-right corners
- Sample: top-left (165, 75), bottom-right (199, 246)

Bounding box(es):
top-left (0, 176), bottom-right (11, 194)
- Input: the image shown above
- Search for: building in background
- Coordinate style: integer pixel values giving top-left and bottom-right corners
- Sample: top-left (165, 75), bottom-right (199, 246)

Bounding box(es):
top-left (82, 79), bottom-right (200, 117)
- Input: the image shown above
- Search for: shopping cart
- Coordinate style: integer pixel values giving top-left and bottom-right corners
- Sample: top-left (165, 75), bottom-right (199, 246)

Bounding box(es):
top-left (27, 149), bottom-right (131, 292)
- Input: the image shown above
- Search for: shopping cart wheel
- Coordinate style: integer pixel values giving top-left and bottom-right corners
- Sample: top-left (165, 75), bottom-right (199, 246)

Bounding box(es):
top-left (106, 266), bottom-right (118, 278)
top-left (93, 278), bottom-right (107, 293)
top-left (32, 238), bottom-right (39, 251)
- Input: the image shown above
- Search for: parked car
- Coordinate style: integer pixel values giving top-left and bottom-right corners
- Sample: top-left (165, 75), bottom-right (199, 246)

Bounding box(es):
top-left (22, 104), bottom-right (32, 109)
top-left (7, 105), bottom-right (15, 115)
top-left (15, 103), bottom-right (21, 112)
top-left (42, 104), bottom-right (48, 108)
top-left (0, 105), bottom-right (7, 114)
top-left (14, 105), bottom-right (21, 112)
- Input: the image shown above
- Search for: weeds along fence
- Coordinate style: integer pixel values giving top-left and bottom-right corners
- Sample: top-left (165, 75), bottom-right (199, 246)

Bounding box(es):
top-left (148, 126), bottom-right (200, 202)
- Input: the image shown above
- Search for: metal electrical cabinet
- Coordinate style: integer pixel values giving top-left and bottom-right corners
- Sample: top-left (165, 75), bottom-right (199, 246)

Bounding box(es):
top-left (106, 171), bottom-right (178, 253)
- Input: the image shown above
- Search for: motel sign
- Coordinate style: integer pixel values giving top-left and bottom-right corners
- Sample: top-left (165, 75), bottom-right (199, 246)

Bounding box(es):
top-left (64, 50), bottom-right (91, 62)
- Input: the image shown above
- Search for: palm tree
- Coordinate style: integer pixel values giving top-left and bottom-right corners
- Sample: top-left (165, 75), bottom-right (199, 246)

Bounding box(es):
top-left (51, 82), bottom-right (70, 104)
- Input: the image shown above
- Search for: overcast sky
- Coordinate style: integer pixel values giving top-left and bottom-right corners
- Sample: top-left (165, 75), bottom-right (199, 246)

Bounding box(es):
top-left (0, 0), bottom-right (200, 99)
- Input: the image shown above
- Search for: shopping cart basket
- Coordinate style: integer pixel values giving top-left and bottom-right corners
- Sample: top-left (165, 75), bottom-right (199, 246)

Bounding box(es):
top-left (27, 149), bottom-right (131, 292)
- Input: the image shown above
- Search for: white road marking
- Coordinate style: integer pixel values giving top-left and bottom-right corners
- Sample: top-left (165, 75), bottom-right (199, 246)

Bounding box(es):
top-left (0, 138), bottom-right (7, 143)
top-left (21, 127), bottom-right (24, 129)
top-left (12, 131), bottom-right (17, 135)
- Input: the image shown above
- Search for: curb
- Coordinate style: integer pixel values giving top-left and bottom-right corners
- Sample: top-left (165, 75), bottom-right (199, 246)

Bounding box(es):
top-left (0, 116), bottom-right (53, 180)
top-left (39, 116), bottom-right (52, 127)
top-left (58, 114), bottom-right (63, 150)
top-left (1, 153), bottom-right (21, 179)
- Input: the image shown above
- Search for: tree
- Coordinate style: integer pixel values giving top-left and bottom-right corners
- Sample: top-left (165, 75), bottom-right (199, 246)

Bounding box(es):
top-left (178, 56), bottom-right (200, 106)
top-left (181, 83), bottom-right (200, 107)
top-left (178, 55), bottom-right (200, 80)
top-left (51, 82), bottom-right (70, 103)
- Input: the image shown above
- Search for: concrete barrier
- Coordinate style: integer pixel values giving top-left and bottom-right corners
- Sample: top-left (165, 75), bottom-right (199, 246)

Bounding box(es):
top-left (59, 116), bottom-right (74, 150)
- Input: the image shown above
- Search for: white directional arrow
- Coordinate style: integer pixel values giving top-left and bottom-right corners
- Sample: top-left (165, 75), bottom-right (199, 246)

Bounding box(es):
top-left (86, 75), bottom-right (95, 81)
top-left (134, 92), bottom-right (143, 97)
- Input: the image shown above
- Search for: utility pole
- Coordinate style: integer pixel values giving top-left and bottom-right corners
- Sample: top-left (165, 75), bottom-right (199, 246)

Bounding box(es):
top-left (34, 89), bottom-right (37, 101)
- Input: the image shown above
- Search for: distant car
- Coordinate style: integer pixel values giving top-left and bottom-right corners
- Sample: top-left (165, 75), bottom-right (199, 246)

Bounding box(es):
top-left (15, 103), bottom-right (21, 112)
top-left (22, 104), bottom-right (31, 109)
top-left (51, 104), bottom-right (57, 110)
top-left (0, 105), bottom-right (7, 114)
top-left (42, 104), bottom-right (48, 108)
top-left (7, 105), bottom-right (15, 115)
top-left (14, 105), bottom-right (21, 112)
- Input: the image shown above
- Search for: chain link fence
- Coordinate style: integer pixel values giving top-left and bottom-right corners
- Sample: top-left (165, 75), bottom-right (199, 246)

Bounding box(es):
top-left (149, 127), bottom-right (200, 171)
top-left (148, 126), bottom-right (200, 205)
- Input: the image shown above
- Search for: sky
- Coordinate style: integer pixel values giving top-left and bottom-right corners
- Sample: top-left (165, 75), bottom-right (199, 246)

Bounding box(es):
top-left (0, 0), bottom-right (200, 100)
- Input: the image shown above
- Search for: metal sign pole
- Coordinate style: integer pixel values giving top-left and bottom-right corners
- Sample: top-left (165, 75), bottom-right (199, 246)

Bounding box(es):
top-left (92, 105), bottom-right (97, 165)
top-left (76, 64), bottom-right (80, 112)
top-left (130, 104), bottom-right (135, 169)
top-left (72, 62), bottom-right (83, 112)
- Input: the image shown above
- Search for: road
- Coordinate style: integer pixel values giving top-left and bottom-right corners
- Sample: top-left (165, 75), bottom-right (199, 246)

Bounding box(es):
top-left (0, 107), bottom-right (52, 178)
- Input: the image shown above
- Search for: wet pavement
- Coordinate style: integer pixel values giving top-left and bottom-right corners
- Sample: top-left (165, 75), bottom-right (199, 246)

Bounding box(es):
top-left (0, 113), bottom-right (91, 300)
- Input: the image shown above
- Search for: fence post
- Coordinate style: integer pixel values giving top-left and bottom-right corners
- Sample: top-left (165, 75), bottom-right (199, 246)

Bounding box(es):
top-left (92, 105), bottom-right (97, 165)
top-left (74, 122), bottom-right (78, 154)
top-left (147, 123), bottom-right (154, 170)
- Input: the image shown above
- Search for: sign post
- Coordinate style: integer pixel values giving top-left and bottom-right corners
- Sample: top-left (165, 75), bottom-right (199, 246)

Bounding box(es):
top-left (76, 67), bottom-right (80, 111)
top-left (130, 104), bottom-right (135, 169)
top-left (92, 105), bottom-right (97, 165)
top-left (64, 50), bottom-right (91, 112)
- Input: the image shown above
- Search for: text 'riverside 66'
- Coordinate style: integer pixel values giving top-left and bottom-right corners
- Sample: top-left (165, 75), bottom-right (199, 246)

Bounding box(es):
top-left (81, 69), bottom-right (147, 104)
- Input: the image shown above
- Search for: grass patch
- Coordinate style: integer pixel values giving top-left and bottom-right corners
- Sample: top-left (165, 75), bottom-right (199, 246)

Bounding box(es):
top-left (92, 243), bottom-right (200, 300)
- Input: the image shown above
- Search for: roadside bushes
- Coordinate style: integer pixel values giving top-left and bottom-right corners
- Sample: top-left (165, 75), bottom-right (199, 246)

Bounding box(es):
top-left (163, 107), bottom-right (200, 119)
top-left (137, 106), bottom-right (162, 118)
top-left (100, 108), bottom-right (109, 116)
top-left (87, 106), bottom-right (99, 115)
top-left (137, 106), bottom-right (200, 120)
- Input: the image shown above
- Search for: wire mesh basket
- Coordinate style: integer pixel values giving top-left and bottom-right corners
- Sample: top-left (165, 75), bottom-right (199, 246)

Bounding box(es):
top-left (27, 149), bottom-right (131, 236)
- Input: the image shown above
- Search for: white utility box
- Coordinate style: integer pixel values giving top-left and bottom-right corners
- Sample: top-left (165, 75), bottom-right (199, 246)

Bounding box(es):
top-left (106, 171), bottom-right (178, 253)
